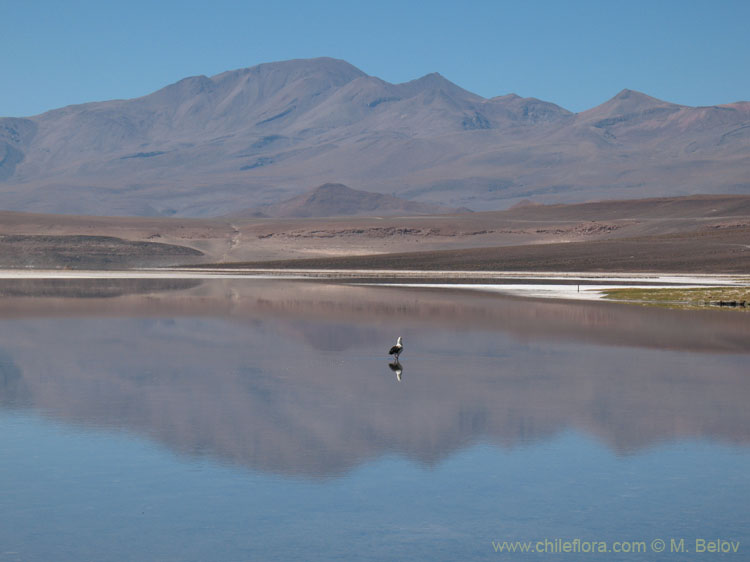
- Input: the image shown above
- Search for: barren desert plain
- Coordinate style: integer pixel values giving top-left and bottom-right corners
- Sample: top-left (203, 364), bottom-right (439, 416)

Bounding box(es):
top-left (2, 193), bottom-right (749, 306)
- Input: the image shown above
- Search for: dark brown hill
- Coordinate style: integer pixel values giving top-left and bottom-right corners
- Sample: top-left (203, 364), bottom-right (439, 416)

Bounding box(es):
top-left (232, 183), bottom-right (466, 218)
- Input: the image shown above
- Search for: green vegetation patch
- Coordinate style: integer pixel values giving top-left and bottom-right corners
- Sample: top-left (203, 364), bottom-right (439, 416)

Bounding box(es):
top-left (603, 287), bottom-right (750, 310)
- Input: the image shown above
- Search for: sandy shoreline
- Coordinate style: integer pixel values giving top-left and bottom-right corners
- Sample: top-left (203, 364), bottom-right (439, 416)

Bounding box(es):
top-left (0, 268), bottom-right (747, 302)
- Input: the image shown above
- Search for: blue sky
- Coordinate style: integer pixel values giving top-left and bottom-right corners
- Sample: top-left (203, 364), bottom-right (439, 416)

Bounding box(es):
top-left (2, 0), bottom-right (748, 117)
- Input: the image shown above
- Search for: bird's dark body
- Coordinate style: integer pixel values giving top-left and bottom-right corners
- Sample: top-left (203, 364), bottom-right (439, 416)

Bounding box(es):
top-left (388, 336), bottom-right (403, 359)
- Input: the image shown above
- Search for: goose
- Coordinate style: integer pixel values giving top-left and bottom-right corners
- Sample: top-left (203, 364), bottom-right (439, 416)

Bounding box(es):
top-left (388, 336), bottom-right (403, 360)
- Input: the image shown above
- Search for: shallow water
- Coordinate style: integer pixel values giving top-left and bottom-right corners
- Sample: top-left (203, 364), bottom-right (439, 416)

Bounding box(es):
top-left (0, 279), bottom-right (748, 561)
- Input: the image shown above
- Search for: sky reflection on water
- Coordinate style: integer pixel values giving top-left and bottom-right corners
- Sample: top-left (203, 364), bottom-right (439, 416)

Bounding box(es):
top-left (0, 279), bottom-right (748, 560)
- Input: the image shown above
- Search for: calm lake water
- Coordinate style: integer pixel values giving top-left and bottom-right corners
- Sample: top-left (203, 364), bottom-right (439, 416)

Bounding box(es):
top-left (1, 278), bottom-right (749, 561)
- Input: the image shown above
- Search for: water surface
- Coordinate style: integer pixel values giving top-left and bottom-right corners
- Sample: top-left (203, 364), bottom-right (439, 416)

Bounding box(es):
top-left (1, 279), bottom-right (748, 560)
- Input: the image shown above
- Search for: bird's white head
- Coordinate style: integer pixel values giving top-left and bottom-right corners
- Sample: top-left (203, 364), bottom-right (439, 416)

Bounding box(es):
top-left (397, 336), bottom-right (403, 345)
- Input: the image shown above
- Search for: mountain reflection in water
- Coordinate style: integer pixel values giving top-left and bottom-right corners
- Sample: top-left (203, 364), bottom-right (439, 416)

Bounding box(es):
top-left (0, 279), bottom-right (748, 477)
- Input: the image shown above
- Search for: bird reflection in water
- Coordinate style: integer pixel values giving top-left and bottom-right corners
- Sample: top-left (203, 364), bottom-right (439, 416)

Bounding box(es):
top-left (387, 336), bottom-right (404, 381)
top-left (388, 359), bottom-right (403, 382)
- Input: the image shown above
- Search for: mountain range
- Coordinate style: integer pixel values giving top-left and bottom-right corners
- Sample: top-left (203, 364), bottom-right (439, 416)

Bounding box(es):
top-left (1, 57), bottom-right (749, 217)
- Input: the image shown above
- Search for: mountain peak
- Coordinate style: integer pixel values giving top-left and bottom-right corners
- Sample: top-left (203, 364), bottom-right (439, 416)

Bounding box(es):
top-left (613, 88), bottom-right (645, 100)
top-left (410, 72), bottom-right (453, 87)
top-left (609, 88), bottom-right (674, 107)
top-left (486, 93), bottom-right (572, 123)
top-left (400, 72), bottom-right (483, 102)
top-left (490, 93), bottom-right (522, 102)
top-left (214, 57), bottom-right (366, 80)
top-left (232, 183), bottom-right (464, 218)
top-left (580, 88), bottom-right (680, 122)
top-left (307, 182), bottom-right (356, 200)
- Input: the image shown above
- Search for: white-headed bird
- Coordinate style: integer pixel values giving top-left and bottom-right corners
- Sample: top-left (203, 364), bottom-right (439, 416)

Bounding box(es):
top-left (389, 336), bottom-right (403, 360)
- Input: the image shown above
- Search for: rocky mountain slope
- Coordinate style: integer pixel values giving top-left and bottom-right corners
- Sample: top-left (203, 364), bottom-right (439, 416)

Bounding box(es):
top-left (1, 57), bottom-right (748, 216)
